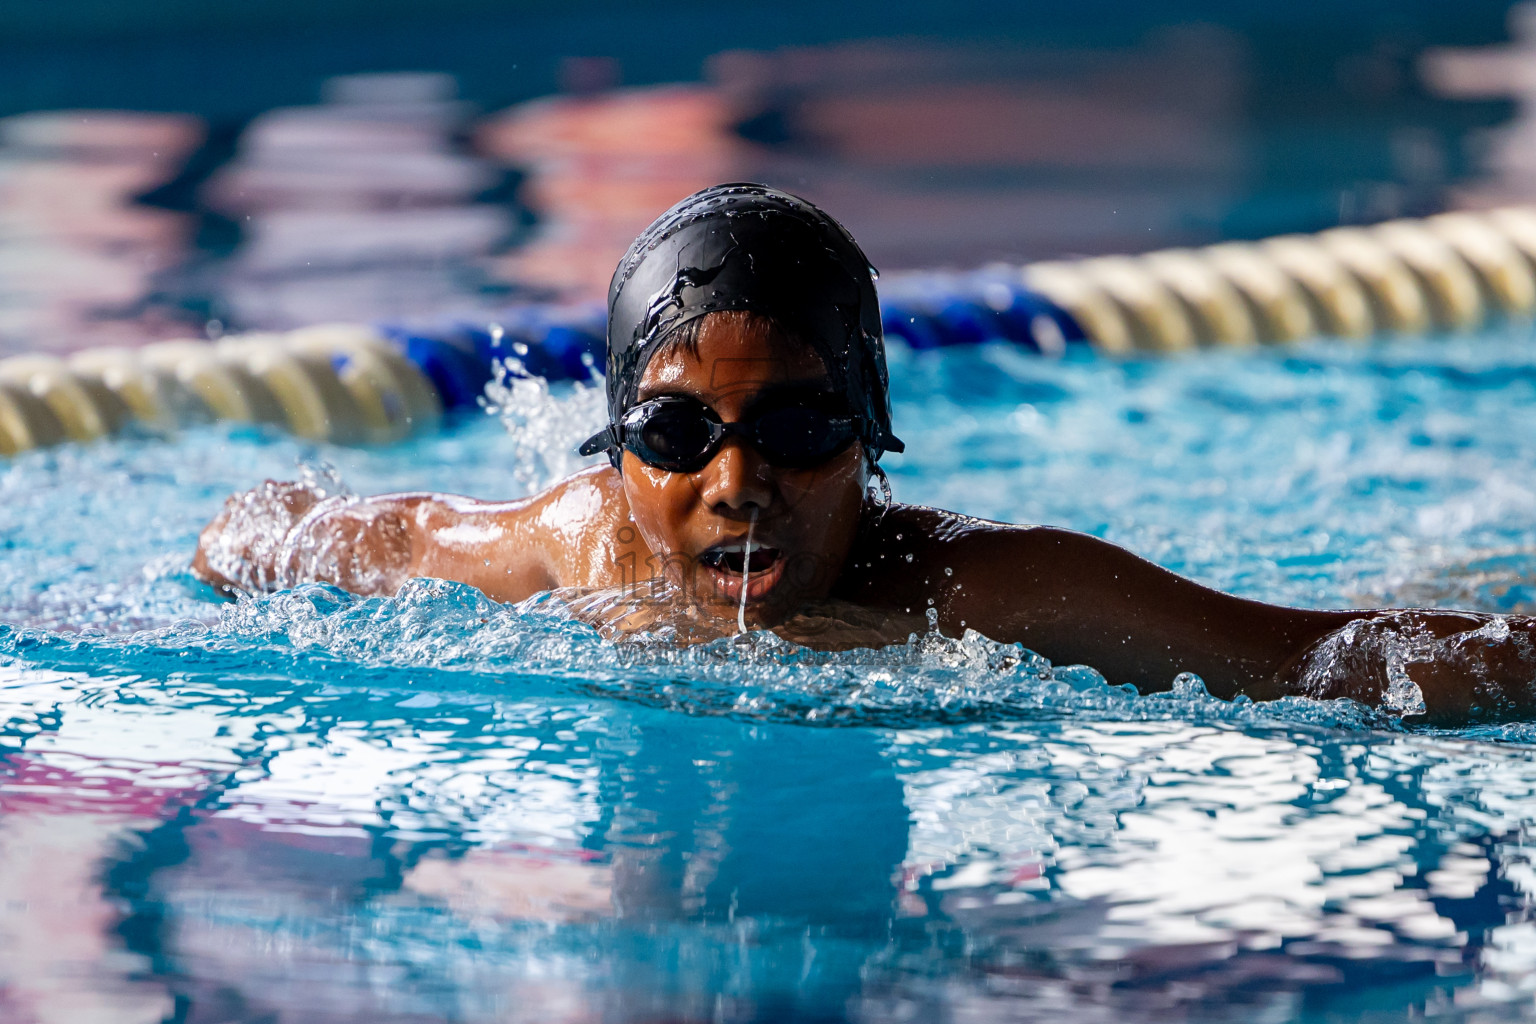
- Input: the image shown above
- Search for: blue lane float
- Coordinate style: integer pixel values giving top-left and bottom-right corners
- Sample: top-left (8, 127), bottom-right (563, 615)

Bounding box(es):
top-left (878, 270), bottom-right (1087, 354)
top-left (377, 274), bottom-right (1089, 411)
top-left (377, 304), bottom-right (606, 411)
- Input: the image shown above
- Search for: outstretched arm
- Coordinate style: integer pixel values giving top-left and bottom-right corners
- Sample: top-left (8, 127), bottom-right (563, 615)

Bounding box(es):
top-left (860, 509), bottom-right (1536, 720)
top-left (192, 479), bottom-right (559, 601)
top-left (930, 519), bottom-right (1354, 700)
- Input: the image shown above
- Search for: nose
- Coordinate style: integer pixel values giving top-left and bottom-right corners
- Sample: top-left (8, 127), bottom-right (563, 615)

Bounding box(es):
top-left (697, 438), bottom-right (773, 519)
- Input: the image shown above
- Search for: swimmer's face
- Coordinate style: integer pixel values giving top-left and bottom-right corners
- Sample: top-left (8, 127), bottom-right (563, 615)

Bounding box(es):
top-left (621, 311), bottom-right (870, 626)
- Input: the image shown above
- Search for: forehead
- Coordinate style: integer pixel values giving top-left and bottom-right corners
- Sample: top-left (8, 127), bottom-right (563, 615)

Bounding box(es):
top-left (637, 313), bottom-right (830, 400)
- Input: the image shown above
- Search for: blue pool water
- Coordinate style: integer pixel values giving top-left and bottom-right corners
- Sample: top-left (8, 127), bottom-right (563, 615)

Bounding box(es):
top-left (4, 332), bottom-right (1536, 1020)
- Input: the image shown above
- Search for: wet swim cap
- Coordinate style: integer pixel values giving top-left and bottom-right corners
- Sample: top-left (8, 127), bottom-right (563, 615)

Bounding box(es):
top-left (578, 182), bottom-right (904, 468)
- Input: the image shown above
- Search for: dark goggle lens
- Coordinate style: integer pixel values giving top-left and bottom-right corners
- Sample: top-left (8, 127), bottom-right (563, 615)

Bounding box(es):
top-left (750, 407), bottom-right (856, 466)
top-left (622, 398), bottom-right (858, 471)
top-left (637, 408), bottom-right (718, 466)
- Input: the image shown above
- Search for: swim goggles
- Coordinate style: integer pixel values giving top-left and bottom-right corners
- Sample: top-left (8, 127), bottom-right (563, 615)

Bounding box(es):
top-left (580, 392), bottom-right (863, 473)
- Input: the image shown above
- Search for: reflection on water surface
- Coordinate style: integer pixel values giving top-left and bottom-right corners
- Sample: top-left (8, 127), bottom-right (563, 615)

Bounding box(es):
top-left (0, 333), bottom-right (1534, 1017)
top-left (3, 651), bottom-right (1536, 1022)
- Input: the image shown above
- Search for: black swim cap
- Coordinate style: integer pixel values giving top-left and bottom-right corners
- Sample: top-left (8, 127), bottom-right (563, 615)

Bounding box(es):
top-left (578, 182), bottom-right (903, 468)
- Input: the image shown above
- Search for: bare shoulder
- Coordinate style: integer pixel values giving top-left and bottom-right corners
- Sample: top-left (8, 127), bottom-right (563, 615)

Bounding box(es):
top-left (410, 465), bottom-right (622, 533)
top-left (848, 504), bottom-right (1048, 566)
top-left (524, 464), bottom-right (630, 534)
top-left (853, 504), bottom-right (1262, 617)
top-left (879, 505), bottom-right (1163, 572)
top-left (833, 503), bottom-right (1029, 611)
top-left (411, 465), bottom-right (634, 598)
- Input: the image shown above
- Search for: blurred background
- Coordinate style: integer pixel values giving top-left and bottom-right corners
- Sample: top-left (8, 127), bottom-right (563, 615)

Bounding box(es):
top-left (3, 0), bottom-right (1535, 354)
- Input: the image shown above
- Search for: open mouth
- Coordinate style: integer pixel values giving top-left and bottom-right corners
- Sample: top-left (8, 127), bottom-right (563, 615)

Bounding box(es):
top-left (697, 542), bottom-right (786, 603)
top-left (699, 545), bottom-right (782, 575)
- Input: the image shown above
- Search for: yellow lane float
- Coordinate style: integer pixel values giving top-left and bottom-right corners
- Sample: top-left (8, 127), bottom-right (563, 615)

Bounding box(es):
top-left (1369, 219), bottom-right (1484, 332)
top-left (1200, 243), bottom-right (1317, 343)
top-left (1022, 262), bottom-right (1137, 355)
top-left (1259, 235), bottom-right (1376, 339)
top-left (1425, 212), bottom-right (1536, 319)
top-left (1139, 249), bottom-right (1258, 347)
top-left (1078, 255), bottom-right (1198, 353)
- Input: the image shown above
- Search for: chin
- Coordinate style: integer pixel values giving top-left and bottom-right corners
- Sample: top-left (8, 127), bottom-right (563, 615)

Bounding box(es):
top-left (693, 571), bottom-right (805, 630)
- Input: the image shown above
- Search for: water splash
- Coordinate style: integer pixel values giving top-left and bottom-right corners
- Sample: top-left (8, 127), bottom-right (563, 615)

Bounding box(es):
top-left (0, 578), bottom-right (1379, 733)
top-left (1289, 608), bottom-right (1536, 720)
top-left (194, 459), bottom-right (396, 596)
top-left (295, 457), bottom-right (353, 500)
top-left (480, 356), bottom-right (607, 494)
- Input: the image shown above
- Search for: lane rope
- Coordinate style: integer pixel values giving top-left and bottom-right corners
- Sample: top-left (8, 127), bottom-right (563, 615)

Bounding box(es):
top-left (4, 206), bottom-right (1535, 455)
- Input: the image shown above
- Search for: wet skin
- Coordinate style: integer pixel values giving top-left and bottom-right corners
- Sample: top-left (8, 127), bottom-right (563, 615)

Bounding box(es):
top-left (194, 313), bottom-right (1536, 722)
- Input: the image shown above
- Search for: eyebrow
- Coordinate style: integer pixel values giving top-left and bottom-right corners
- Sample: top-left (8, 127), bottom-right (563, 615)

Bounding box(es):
top-left (635, 379), bottom-right (704, 402)
top-left (636, 377), bottom-right (835, 403)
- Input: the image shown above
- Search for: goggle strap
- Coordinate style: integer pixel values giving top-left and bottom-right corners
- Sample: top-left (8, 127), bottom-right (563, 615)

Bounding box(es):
top-left (577, 426), bottom-right (616, 457)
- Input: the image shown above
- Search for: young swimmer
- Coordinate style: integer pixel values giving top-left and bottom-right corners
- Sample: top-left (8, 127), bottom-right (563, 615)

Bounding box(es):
top-left (194, 183), bottom-right (1536, 721)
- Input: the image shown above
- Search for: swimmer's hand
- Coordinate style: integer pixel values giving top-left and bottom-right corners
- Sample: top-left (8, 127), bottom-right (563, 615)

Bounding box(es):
top-left (193, 480), bottom-right (327, 596)
top-left (192, 480), bottom-right (414, 597)
top-left (1286, 610), bottom-right (1536, 723)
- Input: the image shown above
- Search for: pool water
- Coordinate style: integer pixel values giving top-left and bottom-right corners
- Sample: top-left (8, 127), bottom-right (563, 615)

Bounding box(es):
top-left (4, 332), bottom-right (1536, 1021)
